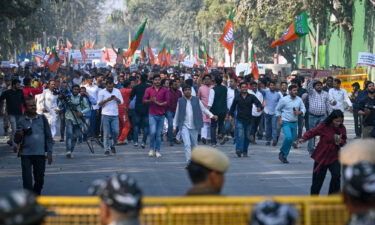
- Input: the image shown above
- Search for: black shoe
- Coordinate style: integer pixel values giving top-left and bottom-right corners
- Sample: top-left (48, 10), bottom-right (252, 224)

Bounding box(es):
top-left (279, 152), bottom-right (284, 163)
top-left (111, 146), bottom-right (116, 154)
top-left (235, 150), bottom-right (242, 157)
top-left (104, 150), bottom-right (110, 156)
top-left (201, 137), bottom-right (207, 144)
top-left (7, 140), bottom-right (12, 146)
top-left (292, 142), bottom-right (298, 149)
top-left (242, 153), bottom-right (248, 157)
top-left (220, 136), bottom-right (229, 145)
top-left (272, 140), bottom-right (278, 146)
top-left (141, 143), bottom-right (145, 149)
top-left (60, 138), bottom-right (64, 142)
top-left (266, 141), bottom-right (271, 146)
top-left (169, 143), bottom-right (174, 146)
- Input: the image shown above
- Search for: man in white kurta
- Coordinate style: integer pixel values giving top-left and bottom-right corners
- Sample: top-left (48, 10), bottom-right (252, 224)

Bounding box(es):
top-left (39, 81), bottom-right (59, 138)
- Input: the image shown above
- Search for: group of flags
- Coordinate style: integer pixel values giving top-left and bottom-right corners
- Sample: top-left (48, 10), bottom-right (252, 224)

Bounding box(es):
top-left (30, 11), bottom-right (309, 76)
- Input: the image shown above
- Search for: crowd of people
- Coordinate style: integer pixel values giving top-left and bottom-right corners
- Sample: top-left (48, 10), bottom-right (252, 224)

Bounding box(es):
top-left (0, 63), bottom-right (375, 197)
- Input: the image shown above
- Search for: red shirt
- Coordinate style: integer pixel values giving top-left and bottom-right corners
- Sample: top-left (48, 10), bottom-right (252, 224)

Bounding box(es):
top-left (143, 86), bottom-right (168, 116)
top-left (166, 89), bottom-right (182, 113)
top-left (23, 86), bottom-right (43, 98)
top-left (302, 122), bottom-right (347, 172)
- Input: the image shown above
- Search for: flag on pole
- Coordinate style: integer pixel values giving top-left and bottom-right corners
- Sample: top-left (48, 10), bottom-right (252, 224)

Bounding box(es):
top-left (218, 8), bottom-right (234, 55)
top-left (147, 42), bottom-right (155, 65)
top-left (270, 12), bottom-right (309, 48)
top-left (140, 47), bottom-right (146, 62)
top-left (84, 40), bottom-right (90, 49)
top-left (90, 40), bottom-right (96, 49)
top-left (80, 43), bottom-right (88, 62)
top-left (124, 19), bottom-right (147, 57)
top-left (46, 48), bottom-right (61, 72)
top-left (104, 48), bottom-right (111, 62)
top-left (158, 44), bottom-right (168, 67)
top-left (66, 40), bottom-right (73, 50)
top-left (250, 46), bottom-right (259, 80)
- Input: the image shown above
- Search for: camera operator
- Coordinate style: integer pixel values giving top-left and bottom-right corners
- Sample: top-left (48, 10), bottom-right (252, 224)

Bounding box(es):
top-left (57, 84), bottom-right (90, 158)
top-left (15, 98), bottom-right (53, 195)
top-left (358, 82), bottom-right (375, 138)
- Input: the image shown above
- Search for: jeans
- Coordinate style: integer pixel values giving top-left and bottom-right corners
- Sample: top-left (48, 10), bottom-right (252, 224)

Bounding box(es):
top-left (280, 121), bottom-right (297, 158)
top-left (235, 120), bottom-right (252, 154)
top-left (265, 114), bottom-right (278, 142)
top-left (308, 114), bottom-right (325, 154)
top-left (180, 125), bottom-right (198, 162)
top-left (311, 160), bottom-right (341, 195)
top-left (257, 113), bottom-right (264, 138)
top-left (149, 115), bottom-right (164, 152)
top-left (9, 115), bottom-right (20, 146)
top-left (353, 109), bottom-right (362, 137)
top-left (250, 115), bottom-right (262, 137)
top-left (166, 111), bottom-right (175, 144)
top-left (88, 109), bottom-right (97, 138)
top-left (210, 112), bottom-right (226, 145)
top-left (65, 119), bottom-right (81, 152)
top-left (59, 112), bottom-right (66, 139)
top-left (21, 155), bottom-right (46, 195)
top-left (133, 114), bottom-right (148, 144)
top-left (102, 115), bottom-right (119, 151)
top-left (297, 114), bottom-right (304, 139)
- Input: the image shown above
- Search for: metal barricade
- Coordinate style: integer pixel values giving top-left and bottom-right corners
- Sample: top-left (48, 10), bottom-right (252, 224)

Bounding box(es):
top-left (38, 195), bottom-right (350, 225)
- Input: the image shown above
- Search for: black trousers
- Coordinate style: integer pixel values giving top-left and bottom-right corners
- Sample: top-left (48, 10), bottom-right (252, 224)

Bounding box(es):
top-left (250, 115), bottom-right (262, 137)
top-left (353, 109), bottom-right (362, 137)
top-left (210, 112), bottom-right (226, 145)
top-left (59, 112), bottom-right (66, 139)
top-left (310, 160), bottom-right (341, 195)
top-left (21, 155), bottom-right (46, 195)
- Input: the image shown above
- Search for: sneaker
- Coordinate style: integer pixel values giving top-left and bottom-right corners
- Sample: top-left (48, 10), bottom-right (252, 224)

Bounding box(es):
top-left (111, 146), bottom-right (116, 154)
top-left (141, 143), bottom-right (145, 149)
top-left (220, 136), bottom-right (229, 145)
top-left (148, 150), bottom-right (155, 157)
top-left (278, 152), bottom-right (288, 163)
top-left (6, 140), bottom-right (12, 146)
top-left (292, 142), bottom-right (298, 149)
top-left (66, 151), bottom-right (72, 158)
top-left (266, 141), bottom-right (271, 146)
top-left (235, 150), bottom-right (242, 158)
top-left (104, 150), bottom-right (110, 156)
top-left (134, 142), bottom-right (138, 147)
top-left (59, 138), bottom-right (64, 142)
top-left (201, 137), bottom-right (206, 144)
top-left (272, 140), bottom-right (278, 146)
top-left (155, 152), bottom-right (162, 158)
top-left (242, 153), bottom-right (248, 157)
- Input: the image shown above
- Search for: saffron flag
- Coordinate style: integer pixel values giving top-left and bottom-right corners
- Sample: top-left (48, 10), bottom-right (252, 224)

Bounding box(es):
top-left (147, 42), bottom-right (155, 65)
top-left (90, 40), bottom-right (96, 49)
top-left (218, 8), bottom-right (234, 55)
top-left (250, 46), bottom-right (259, 80)
top-left (46, 48), bottom-right (61, 72)
top-left (140, 47), bottom-right (146, 62)
top-left (104, 48), bottom-right (111, 62)
top-left (125, 19), bottom-right (147, 57)
top-left (80, 44), bottom-right (88, 62)
top-left (158, 44), bottom-right (168, 67)
top-left (66, 40), bottom-right (73, 50)
top-left (270, 12), bottom-right (309, 48)
top-left (84, 40), bottom-right (90, 49)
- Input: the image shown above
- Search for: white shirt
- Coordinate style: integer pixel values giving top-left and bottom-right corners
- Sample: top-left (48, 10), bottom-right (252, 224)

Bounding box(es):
top-left (179, 87), bottom-right (196, 97)
top-left (227, 87), bottom-right (236, 110)
top-left (208, 89), bottom-right (215, 107)
top-left (84, 84), bottom-right (99, 110)
top-left (97, 88), bottom-right (124, 116)
top-left (248, 90), bottom-right (264, 117)
top-left (39, 89), bottom-right (58, 113)
top-left (328, 88), bottom-right (352, 112)
top-left (173, 98), bottom-right (213, 130)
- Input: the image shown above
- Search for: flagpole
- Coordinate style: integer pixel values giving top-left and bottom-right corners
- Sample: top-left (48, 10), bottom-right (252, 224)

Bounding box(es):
top-left (315, 23), bottom-right (320, 69)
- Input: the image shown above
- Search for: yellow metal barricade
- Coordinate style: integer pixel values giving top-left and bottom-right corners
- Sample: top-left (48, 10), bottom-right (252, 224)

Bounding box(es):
top-left (37, 195), bottom-right (350, 225)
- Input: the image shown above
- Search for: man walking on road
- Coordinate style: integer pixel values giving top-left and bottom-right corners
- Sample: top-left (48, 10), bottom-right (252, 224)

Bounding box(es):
top-left (15, 98), bottom-right (53, 195)
top-left (143, 74), bottom-right (168, 158)
top-left (173, 85), bottom-right (217, 162)
top-left (276, 85), bottom-right (306, 163)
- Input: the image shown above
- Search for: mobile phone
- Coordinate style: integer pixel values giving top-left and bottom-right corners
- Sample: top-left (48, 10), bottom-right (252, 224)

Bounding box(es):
top-left (293, 107), bottom-right (296, 111)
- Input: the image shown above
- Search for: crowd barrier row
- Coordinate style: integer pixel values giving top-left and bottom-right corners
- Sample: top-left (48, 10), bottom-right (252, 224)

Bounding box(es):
top-left (37, 195), bottom-right (350, 225)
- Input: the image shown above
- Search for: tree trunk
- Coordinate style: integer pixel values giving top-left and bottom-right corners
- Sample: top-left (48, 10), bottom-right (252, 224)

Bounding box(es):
top-left (279, 46), bottom-right (297, 69)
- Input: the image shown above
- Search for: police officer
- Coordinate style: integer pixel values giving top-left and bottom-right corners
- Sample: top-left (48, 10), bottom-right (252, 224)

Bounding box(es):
top-left (89, 173), bottom-right (143, 225)
top-left (186, 146), bottom-right (230, 195)
top-left (0, 190), bottom-right (48, 225)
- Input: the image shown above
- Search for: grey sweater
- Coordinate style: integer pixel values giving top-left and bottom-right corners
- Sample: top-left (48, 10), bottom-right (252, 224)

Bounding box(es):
top-left (16, 114), bottom-right (53, 155)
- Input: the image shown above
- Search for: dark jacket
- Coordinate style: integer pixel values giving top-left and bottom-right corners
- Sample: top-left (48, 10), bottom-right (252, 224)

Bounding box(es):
top-left (131, 82), bottom-right (150, 116)
top-left (210, 85), bottom-right (227, 115)
top-left (229, 93), bottom-right (263, 123)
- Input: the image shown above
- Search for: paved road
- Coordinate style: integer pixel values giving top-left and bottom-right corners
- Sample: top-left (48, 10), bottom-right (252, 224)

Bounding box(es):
top-left (0, 113), bottom-right (356, 196)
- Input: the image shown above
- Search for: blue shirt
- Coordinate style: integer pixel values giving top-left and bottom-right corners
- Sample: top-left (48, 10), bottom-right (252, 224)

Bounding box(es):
top-left (260, 89), bottom-right (281, 115)
top-left (276, 95), bottom-right (306, 122)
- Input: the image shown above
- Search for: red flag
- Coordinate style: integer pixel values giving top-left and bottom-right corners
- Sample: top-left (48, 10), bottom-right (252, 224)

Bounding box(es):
top-left (250, 46), bottom-right (259, 80)
top-left (206, 57), bottom-right (214, 68)
top-left (84, 40), bottom-right (90, 49)
top-left (158, 44), bottom-right (168, 67)
top-left (147, 44), bottom-right (155, 65)
top-left (46, 49), bottom-right (61, 72)
top-left (104, 49), bottom-right (110, 62)
top-left (124, 19), bottom-right (147, 57)
top-left (218, 8), bottom-right (234, 55)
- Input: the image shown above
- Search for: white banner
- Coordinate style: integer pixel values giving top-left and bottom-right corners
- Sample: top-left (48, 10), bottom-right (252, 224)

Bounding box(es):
top-left (32, 50), bottom-right (45, 59)
top-left (1, 61), bottom-right (11, 68)
top-left (86, 50), bottom-right (103, 60)
top-left (182, 59), bottom-right (195, 68)
top-left (358, 52), bottom-right (375, 67)
top-left (70, 50), bottom-right (82, 60)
